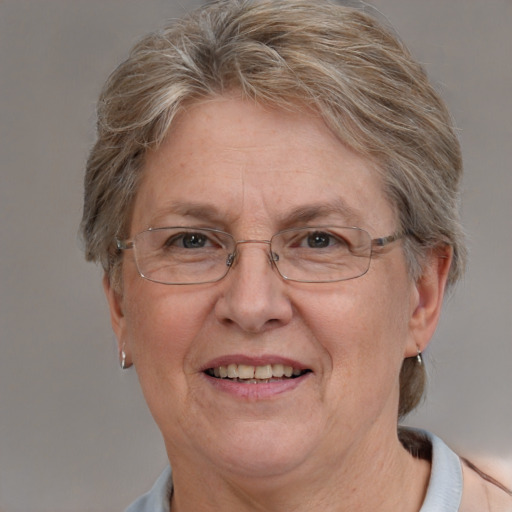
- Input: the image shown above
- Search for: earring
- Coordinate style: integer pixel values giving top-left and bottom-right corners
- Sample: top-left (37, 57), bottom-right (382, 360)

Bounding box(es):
top-left (416, 348), bottom-right (423, 365)
top-left (120, 347), bottom-right (128, 370)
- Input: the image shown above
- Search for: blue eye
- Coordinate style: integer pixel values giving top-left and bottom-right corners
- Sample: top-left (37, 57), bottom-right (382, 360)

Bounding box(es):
top-left (164, 232), bottom-right (210, 249)
top-left (181, 232), bottom-right (208, 249)
top-left (304, 231), bottom-right (348, 249)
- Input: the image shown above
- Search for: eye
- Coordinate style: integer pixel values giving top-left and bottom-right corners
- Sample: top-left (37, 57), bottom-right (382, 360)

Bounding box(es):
top-left (304, 231), bottom-right (348, 249)
top-left (181, 232), bottom-right (208, 249)
top-left (306, 231), bottom-right (332, 248)
top-left (163, 231), bottom-right (212, 249)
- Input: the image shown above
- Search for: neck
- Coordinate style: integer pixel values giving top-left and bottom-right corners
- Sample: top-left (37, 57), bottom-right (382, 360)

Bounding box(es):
top-left (168, 428), bottom-right (431, 512)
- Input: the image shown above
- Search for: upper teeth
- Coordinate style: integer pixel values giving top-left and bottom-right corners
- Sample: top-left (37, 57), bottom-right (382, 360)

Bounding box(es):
top-left (211, 364), bottom-right (303, 379)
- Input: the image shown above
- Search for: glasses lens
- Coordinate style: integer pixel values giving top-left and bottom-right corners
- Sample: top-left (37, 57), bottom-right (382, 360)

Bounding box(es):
top-left (271, 226), bottom-right (372, 282)
top-left (133, 227), bottom-right (234, 284)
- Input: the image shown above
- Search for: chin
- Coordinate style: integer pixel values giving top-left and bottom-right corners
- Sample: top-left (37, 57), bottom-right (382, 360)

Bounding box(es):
top-left (214, 442), bottom-right (313, 479)
top-left (185, 417), bottom-right (325, 479)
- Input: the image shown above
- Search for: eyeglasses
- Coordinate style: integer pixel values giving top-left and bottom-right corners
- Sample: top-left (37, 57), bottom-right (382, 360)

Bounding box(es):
top-left (116, 226), bottom-right (404, 285)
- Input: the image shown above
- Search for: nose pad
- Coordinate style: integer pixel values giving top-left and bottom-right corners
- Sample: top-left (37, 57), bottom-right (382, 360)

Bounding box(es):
top-left (226, 253), bottom-right (236, 267)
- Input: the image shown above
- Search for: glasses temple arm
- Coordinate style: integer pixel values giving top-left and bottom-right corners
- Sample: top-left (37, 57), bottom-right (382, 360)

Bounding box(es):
top-left (371, 230), bottom-right (412, 248)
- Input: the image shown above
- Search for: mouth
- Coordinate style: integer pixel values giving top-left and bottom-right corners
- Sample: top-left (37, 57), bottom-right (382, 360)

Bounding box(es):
top-left (205, 363), bottom-right (311, 383)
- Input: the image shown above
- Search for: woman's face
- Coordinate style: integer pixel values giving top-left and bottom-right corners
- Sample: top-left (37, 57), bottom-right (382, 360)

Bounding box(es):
top-left (106, 97), bottom-right (444, 481)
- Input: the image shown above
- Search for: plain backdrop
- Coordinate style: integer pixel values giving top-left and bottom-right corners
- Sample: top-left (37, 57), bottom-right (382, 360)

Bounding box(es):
top-left (0, 1), bottom-right (510, 511)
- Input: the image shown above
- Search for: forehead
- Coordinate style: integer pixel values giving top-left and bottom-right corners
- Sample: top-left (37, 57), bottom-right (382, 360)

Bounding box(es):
top-left (132, 97), bottom-right (395, 234)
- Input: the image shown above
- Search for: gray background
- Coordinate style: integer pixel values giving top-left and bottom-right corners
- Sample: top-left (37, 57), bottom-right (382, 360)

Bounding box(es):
top-left (0, 1), bottom-right (510, 511)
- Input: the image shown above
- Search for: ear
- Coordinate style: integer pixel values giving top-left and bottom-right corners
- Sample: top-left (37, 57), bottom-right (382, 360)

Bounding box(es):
top-left (103, 273), bottom-right (130, 365)
top-left (405, 246), bottom-right (453, 357)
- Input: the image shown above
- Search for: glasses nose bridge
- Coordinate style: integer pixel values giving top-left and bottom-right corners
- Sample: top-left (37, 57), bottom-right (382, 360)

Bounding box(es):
top-left (227, 238), bottom-right (278, 269)
top-left (235, 238), bottom-right (271, 247)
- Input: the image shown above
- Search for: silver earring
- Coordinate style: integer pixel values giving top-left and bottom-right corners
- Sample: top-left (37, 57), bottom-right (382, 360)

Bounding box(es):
top-left (416, 349), bottom-right (423, 365)
top-left (120, 349), bottom-right (128, 370)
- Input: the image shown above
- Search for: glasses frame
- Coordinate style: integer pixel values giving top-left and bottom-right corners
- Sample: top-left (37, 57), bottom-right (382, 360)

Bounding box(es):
top-left (116, 226), bottom-right (404, 285)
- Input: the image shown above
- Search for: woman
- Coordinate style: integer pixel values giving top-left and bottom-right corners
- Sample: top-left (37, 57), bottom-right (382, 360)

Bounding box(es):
top-left (81, 0), bottom-right (512, 510)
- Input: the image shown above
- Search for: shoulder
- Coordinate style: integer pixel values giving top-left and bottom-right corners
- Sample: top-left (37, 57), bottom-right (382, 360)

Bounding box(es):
top-left (400, 427), bottom-right (512, 512)
top-left (459, 459), bottom-right (512, 512)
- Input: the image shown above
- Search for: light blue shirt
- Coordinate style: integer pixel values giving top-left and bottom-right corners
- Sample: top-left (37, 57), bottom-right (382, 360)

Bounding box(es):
top-left (126, 466), bottom-right (172, 512)
top-left (125, 430), bottom-right (463, 512)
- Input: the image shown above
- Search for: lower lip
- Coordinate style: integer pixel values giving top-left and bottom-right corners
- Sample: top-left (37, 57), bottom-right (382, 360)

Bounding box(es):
top-left (203, 372), bottom-right (311, 399)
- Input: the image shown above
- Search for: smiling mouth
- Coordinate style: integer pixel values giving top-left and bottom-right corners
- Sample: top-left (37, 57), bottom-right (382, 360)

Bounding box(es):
top-left (205, 363), bottom-right (311, 383)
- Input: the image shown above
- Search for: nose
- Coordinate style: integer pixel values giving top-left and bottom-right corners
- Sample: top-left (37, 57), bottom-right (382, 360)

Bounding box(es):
top-left (214, 241), bottom-right (293, 333)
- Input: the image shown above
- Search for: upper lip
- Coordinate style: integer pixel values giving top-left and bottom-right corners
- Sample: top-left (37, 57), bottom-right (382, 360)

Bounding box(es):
top-left (200, 354), bottom-right (310, 372)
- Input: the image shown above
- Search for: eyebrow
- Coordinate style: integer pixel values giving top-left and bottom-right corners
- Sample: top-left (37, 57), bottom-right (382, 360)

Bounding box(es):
top-left (148, 198), bottom-right (364, 229)
top-left (275, 200), bottom-right (364, 228)
top-left (149, 202), bottom-right (233, 227)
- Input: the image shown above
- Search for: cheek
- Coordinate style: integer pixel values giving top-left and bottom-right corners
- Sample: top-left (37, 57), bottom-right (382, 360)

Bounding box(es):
top-left (123, 284), bottom-right (214, 373)
top-left (299, 278), bottom-right (412, 396)
top-left (122, 287), bottom-right (218, 434)
top-left (300, 282), bottom-right (408, 350)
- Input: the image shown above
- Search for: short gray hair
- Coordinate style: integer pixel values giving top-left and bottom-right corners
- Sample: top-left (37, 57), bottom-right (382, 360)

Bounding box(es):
top-left (81, 0), bottom-right (466, 416)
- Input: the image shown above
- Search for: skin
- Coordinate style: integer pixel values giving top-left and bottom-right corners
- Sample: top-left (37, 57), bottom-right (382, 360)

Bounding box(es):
top-left (104, 96), bottom-right (452, 511)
